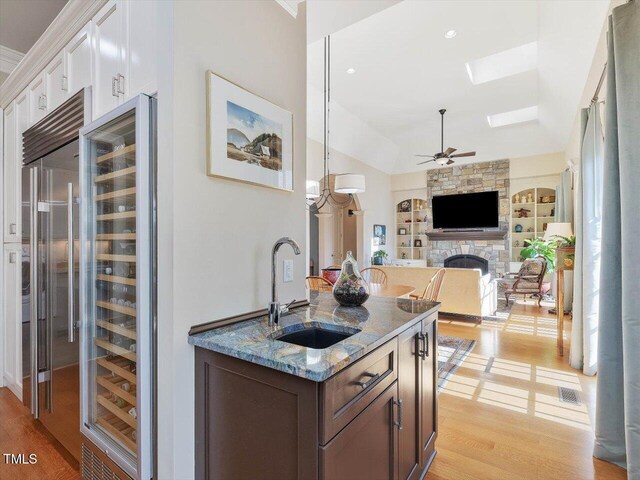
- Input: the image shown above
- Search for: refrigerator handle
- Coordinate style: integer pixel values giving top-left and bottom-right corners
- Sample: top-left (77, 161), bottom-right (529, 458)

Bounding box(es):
top-left (30, 167), bottom-right (39, 417)
top-left (67, 182), bottom-right (76, 343)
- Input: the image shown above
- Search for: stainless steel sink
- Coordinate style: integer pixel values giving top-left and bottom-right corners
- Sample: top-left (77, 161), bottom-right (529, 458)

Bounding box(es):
top-left (274, 324), bottom-right (361, 349)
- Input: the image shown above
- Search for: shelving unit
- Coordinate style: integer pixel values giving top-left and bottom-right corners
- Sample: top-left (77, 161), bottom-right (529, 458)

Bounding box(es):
top-left (88, 124), bottom-right (140, 457)
top-left (511, 188), bottom-right (556, 261)
top-left (395, 198), bottom-right (429, 264)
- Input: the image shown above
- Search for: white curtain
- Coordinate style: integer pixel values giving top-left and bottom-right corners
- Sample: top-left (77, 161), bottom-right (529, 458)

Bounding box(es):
top-left (594, 3), bottom-right (640, 475)
top-left (556, 171), bottom-right (574, 311)
top-left (570, 104), bottom-right (603, 376)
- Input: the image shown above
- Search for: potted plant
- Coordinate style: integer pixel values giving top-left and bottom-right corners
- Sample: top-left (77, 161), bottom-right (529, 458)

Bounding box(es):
top-left (553, 235), bottom-right (576, 271)
top-left (520, 237), bottom-right (557, 294)
top-left (372, 250), bottom-right (388, 266)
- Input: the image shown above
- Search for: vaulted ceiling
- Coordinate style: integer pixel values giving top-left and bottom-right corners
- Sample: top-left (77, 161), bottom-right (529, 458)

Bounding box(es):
top-left (308, 0), bottom-right (611, 173)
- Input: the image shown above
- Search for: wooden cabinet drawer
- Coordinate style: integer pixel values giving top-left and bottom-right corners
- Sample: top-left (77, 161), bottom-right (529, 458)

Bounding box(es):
top-left (320, 338), bottom-right (398, 444)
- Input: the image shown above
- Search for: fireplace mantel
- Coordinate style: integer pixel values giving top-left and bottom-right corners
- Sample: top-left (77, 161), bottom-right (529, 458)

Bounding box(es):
top-left (426, 230), bottom-right (508, 241)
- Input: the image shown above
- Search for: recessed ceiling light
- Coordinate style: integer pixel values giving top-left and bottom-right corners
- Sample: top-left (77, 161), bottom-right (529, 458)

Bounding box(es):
top-left (444, 30), bottom-right (457, 39)
top-left (346, 67), bottom-right (356, 74)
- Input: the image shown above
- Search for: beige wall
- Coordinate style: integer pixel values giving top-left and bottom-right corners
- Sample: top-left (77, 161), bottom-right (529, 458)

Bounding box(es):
top-left (307, 138), bottom-right (395, 264)
top-left (156, 2), bottom-right (307, 478)
top-left (510, 151), bottom-right (566, 194)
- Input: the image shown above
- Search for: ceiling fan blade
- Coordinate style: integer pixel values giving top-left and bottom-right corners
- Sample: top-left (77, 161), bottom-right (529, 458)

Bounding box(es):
top-left (417, 158), bottom-right (435, 165)
top-left (443, 147), bottom-right (457, 156)
top-left (450, 151), bottom-right (476, 158)
top-left (414, 154), bottom-right (435, 158)
top-left (446, 159), bottom-right (455, 165)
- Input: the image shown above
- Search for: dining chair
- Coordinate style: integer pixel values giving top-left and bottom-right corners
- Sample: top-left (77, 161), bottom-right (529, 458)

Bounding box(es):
top-left (306, 276), bottom-right (334, 292)
top-left (361, 267), bottom-right (388, 285)
top-left (410, 268), bottom-right (446, 301)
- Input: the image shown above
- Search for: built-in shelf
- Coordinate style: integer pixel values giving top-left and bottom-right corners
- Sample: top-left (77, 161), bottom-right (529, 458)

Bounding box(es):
top-left (96, 233), bottom-right (137, 241)
top-left (96, 253), bottom-right (136, 262)
top-left (97, 374), bottom-right (137, 406)
top-left (426, 230), bottom-right (508, 241)
top-left (96, 319), bottom-right (137, 340)
top-left (96, 187), bottom-right (136, 202)
top-left (95, 337), bottom-right (137, 361)
top-left (97, 393), bottom-right (136, 428)
top-left (97, 211), bottom-right (136, 221)
top-left (96, 300), bottom-right (136, 317)
top-left (94, 166), bottom-right (136, 184)
top-left (96, 144), bottom-right (136, 165)
top-left (96, 415), bottom-right (136, 452)
top-left (97, 273), bottom-right (137, 286)
top-left (511, 187), bottom-right (556, 261)
top-left (97, 357), bottom-right (136, 384)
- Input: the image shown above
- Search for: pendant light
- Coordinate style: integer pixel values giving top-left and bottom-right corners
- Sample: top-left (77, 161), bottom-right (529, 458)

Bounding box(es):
top-left (309, 36), bottom-right (365, 210)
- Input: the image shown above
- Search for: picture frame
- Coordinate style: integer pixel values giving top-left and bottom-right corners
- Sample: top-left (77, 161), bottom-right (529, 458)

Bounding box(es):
top-left (373, 224), bottom-right (386, 246)
top-left (206, 71), bottom-right (293, 191)
top-left (414, 239), bottom-right (422, 247)
top-left (399, 227), bottom-right (407, 235)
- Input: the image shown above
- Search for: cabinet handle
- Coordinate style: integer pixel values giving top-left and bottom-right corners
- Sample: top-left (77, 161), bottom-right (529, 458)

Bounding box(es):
top-left (9, 252), bottom-right (17, 264)
top-left (117, 73), bottom-right (125, 96)
top-left (112, 76), bottom-right (118, 97)
top-left (356, 372), bottom-right (380, 390)
top-left (39, 94), bottom-right (47, 110)
top-left (394, 399), bottom-right (403, 431)
top-left (9, 223), bottom-right (17, 235)
top-left (423, 332), bottom-right (429, 358)
top-left (417, 333), bottom-right (426, 359)
top-left (61, 75), bottom-right (68, 92)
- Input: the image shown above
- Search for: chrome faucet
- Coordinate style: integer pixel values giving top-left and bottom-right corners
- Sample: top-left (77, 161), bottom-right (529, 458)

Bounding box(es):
top-left (269, 237), bottom-right (301, 326)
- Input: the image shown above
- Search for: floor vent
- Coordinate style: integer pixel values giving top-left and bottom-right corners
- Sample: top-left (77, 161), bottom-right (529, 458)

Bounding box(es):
top-left (81, 443), bottom-right (121, 480)
top-left (558, 386), bottom-right (581, 406)
top-left (484, 356), bottom-right (495, 373)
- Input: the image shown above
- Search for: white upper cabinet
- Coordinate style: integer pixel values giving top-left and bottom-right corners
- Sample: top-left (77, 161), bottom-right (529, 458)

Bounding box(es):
top-left (92, 0), bottom-right (156, 119)
top-left (44, 51), bottom-right (66, 112)
top-left (3, 102), bottom-right (18, 242)
top-left (126, 0), bottom-right (156, 98)
top-left (28, 74), bottom-right (47, 125)
top-left (65, 23), bottom-right (93, 97)
top-left (93, 0), bottom-right (125, 119)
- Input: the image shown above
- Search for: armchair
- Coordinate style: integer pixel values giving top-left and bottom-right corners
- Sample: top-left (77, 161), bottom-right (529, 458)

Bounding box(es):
top-left (502, 256), bottom-right (548, 306)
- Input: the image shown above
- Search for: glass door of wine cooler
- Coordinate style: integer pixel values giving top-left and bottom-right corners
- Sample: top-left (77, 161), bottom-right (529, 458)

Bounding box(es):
top-left (79, 95), bottom-right (154, 480)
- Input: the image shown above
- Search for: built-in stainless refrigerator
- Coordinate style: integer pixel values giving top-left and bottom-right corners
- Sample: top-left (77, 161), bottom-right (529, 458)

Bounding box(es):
top-left (21, 89), bottom-right (90, 465)
top-left (79, 94), bottom-right (156, 480)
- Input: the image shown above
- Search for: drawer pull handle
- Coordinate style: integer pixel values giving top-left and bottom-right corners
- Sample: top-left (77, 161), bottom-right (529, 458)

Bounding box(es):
top-left (356, 372), bottom-right (380, 390)
top-left (394, 399), bottom-right (403, 430)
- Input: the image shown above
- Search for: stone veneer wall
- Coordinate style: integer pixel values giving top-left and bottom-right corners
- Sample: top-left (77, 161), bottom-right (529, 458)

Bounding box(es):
top-left (426, 159), bottom-right (510, 276)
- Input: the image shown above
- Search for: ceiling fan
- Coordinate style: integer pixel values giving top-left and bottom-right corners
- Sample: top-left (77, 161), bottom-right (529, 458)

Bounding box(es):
top-left (415, 109), bottom-right (476, 166)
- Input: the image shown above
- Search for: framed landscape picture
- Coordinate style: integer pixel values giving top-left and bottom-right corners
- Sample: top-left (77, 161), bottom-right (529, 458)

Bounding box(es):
top-left (206, 71), bottom-right (293, 191)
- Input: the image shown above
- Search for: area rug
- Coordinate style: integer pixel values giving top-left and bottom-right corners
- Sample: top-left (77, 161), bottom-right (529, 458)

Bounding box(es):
top-left (437, 335), bottom-right (476, 392)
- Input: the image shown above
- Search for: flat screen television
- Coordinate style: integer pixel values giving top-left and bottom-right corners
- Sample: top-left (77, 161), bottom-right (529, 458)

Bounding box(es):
top-left (432, 191), bottom-right (499, 229)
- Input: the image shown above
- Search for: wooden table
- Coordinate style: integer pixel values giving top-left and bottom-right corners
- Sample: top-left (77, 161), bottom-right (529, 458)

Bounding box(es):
top-left (369, 283), bottom-right (415, 298)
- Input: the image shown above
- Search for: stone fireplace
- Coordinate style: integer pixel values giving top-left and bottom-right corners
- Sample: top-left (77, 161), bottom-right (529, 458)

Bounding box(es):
top-left (444, 254), bottom-right (489, 275)
top-left (425, 159), bottom-right (510, 276)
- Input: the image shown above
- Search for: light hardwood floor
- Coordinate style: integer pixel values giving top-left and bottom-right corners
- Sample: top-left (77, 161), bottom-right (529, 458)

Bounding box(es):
top-left (428, 297), bottom-right (626, 480)
top-left (0, 388), bottom-right (79, 480)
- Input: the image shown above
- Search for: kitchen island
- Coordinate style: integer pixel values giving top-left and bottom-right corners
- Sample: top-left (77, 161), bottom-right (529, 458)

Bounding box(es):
top-left (188, 292), bottom-right (440, 480)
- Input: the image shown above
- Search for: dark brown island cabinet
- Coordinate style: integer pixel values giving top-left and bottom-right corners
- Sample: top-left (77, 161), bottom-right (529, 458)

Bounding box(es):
top-left (194, 311), bottom-right (438, 480)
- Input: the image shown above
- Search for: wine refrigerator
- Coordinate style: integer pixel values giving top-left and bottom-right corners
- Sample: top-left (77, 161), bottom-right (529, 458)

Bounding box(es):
top-left (79, 94), bottom-right (156, 480)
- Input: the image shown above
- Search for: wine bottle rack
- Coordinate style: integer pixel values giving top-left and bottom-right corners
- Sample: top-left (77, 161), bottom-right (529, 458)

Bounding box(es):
top-left (92, 137), bottom-right (139, 457)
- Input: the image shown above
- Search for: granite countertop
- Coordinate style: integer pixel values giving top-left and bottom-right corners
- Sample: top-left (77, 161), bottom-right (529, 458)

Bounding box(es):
top-left (188, 292), bottom-right (440, 382)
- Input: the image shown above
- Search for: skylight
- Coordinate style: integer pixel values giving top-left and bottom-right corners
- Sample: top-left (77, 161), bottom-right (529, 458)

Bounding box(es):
top-left (487, 106), bottom-right (538, 128)
top-left (465, 41), bottom-right (537, 85)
